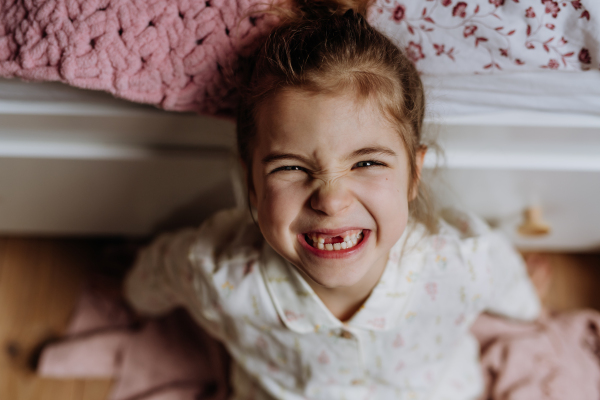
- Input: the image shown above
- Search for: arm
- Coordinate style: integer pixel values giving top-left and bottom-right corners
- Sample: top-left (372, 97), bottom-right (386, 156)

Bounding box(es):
top-left (124, 207), bottom-right (252, 320)
top-left (484, 230), bottom-right (541, 321)
top-left (441, 208), bottom-right (541, 321)
top-left (124, 227), bottom-right (200, 316)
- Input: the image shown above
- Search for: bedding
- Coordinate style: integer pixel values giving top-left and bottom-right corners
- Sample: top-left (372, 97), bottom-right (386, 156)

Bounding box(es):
top-left (370, 0), bottom-right (598, 74)
top-left (473, 311), bottom-right (600, 400)
top-left (0, 0), bottom-right (598, 117)
top-left (423, 69), bottom-right (600, 118)
top-left (0, 0), bottom-right (278, 116)
top-left (3, 69), bottom-right (600, 121)
top-left (37, 278), bottom-right (230, 400)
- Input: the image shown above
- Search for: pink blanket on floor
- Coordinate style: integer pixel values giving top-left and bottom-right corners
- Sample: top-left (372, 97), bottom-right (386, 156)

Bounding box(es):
top-left (39, 278), bottom-right (600, 400)
top-left (473, 310), bottom-right (600, 400)
top-left (38, 278), bottom-right (230, 400)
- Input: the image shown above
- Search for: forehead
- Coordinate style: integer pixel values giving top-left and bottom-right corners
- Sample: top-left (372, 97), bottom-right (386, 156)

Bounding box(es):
top-left (254, 90), bottom-right (404, 158)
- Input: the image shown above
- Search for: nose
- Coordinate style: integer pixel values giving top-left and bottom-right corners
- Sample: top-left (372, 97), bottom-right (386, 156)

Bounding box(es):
top-left (310, 179), bottom-right (353, 216)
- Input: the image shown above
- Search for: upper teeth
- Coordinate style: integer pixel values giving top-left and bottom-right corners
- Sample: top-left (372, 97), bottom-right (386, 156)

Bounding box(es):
top-left (309, 230), bottom-right (363, 251)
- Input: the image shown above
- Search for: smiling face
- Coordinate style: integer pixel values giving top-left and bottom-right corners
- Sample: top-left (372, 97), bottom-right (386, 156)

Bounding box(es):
top-left (250, 89), bottom-right (422, 305)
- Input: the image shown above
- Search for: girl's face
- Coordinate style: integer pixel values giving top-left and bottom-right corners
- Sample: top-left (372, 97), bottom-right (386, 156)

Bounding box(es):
top-left (250, 89), bottom-right (423, 293)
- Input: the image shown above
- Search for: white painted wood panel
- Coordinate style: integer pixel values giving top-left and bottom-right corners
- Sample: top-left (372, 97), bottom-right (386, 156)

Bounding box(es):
top-left (0, 152), bottom-right (236, 236)
top-left (424, 116), bottom-right (600, 251)
top-left (427, 169), bottom-right (600, 251)
top-left (0, 79), bottom-right (239, 236)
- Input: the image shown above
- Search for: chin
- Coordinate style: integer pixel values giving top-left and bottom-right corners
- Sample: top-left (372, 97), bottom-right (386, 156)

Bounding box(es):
top-left (298, 261), bottom-right (369, 289)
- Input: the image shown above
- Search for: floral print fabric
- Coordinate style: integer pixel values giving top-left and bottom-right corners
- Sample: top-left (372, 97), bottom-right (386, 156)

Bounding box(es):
top-left (369, 0), bottom-right (599, 74)
top-left (125, 208), bottom-right (540, 400)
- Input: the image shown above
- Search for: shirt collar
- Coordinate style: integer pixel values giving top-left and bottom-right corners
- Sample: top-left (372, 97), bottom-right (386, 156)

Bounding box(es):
top-left (261, 243), bottom-right (342, 334)
top-left (345, 222), bottom-right (427, 331)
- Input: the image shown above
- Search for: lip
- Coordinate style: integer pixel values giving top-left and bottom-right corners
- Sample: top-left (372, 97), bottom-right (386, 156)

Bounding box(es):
top-left (302, 227), bottom-right (365, 236)
top-left (297, 230), bottom-right (370, 259)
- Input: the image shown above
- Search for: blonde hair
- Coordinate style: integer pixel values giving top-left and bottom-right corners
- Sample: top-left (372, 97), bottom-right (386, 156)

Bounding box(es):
top-left (236, 0), bottom-right (437, 232)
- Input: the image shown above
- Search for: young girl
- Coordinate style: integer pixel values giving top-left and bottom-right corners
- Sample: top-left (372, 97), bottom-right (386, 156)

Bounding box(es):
top-left (125, 2), bottom-right (540, 399)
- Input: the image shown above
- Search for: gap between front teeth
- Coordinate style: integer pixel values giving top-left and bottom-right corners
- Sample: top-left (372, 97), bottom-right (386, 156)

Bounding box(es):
top-left (309, 231), bottom-right (363, 251)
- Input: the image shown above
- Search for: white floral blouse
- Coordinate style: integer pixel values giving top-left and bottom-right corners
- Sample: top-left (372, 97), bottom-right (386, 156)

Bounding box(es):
top-left (125, 208), bottom-right (540, 400)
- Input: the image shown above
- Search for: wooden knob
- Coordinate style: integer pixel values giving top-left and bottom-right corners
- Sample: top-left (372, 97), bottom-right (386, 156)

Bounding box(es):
top-left (518, 206), bottom-right (551, 237)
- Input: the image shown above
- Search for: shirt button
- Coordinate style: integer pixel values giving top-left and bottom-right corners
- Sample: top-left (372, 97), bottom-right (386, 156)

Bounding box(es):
top-left (340, 330), bottom-right (353, 339)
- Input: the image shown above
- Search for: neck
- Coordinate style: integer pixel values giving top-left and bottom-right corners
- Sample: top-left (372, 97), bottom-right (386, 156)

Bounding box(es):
top-left (300, 257), bottom-right (388, 322)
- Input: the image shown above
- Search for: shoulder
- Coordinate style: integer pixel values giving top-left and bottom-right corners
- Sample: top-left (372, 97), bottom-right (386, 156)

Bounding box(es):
top-left (438, 208), bottom-right (491, 240)
top-left (434, 208), bottom-right (493, 256)
top-left (402, 208), bottom-right (492, 257)
top-left (389, 210), bottom-right (496, 329)
top-left (188, 208), bottom-right (264, 273)
top-left (401, 209), bottom-right (495, 300)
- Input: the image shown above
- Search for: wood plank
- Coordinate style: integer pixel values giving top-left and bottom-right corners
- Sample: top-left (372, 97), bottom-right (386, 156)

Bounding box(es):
top-left (79, 380), bottom-right (113, 400)
top-left (544, 253), bottom-right (600, 312)
top-left (0, 237), bottom-right (112, 400)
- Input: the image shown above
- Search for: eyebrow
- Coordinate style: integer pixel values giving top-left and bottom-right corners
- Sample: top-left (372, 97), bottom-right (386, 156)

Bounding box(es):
top-left (261, 152), bottom-right (312, 165)
top-left (261, 147), bottom-right (398, 165)
top-left (347, 146), bottom-right (398, 160)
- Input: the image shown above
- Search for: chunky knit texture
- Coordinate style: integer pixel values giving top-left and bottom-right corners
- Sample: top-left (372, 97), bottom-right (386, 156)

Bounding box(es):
top-left (0, 0), bottom-right (277, 116)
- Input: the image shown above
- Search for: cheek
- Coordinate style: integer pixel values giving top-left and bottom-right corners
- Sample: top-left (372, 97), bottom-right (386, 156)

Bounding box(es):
top-left (354, 172), bottom-right (411, 234)
top-left (257, 178), bottom-right (309, 234)
top-left (355, 171), bottom-right (411, 207)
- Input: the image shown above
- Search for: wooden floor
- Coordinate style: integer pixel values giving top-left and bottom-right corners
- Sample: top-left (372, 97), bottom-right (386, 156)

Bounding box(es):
top-left (542, 252), bottom-right (600, 311)
top-left (0, 238), bottom-right (112, 400)
top-left (0, 237), bottom-right (598, 400)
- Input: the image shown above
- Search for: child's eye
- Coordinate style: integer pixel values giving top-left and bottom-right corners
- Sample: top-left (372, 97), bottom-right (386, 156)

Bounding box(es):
top-left (271, 165), bottom-right (306, 173)
top-left (353, 160), bottom-right (385, 169)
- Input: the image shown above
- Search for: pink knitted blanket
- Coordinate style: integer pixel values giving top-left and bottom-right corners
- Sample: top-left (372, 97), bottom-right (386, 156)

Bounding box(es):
top-left (0, 0), bottom-right (277, 116)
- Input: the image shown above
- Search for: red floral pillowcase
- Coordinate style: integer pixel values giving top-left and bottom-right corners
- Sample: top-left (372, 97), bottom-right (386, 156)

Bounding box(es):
top-left (369, 0), bottom-right (597, 74)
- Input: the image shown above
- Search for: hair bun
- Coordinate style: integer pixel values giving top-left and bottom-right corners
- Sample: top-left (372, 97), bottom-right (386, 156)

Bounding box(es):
top-left (293, 0), bottom-right (370, 19)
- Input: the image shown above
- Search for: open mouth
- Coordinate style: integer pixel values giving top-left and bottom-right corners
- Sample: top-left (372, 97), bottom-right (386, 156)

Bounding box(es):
top-left (304, 229), bottom-right (364, 251)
